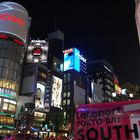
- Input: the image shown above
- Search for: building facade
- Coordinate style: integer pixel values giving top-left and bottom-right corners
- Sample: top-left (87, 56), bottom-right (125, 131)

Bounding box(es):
top-left (88, 60), bottom-right (115, 102)
top-left (0, 1), bottom-right (30, 135)
top-left (62, 48), bottom-right (87, 133)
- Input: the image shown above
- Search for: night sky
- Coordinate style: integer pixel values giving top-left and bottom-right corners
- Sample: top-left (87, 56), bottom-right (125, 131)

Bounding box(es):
top-left (8, 0), bottom-right (140, 85)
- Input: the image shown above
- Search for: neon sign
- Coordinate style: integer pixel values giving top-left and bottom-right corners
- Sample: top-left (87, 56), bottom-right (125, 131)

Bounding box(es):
top-left (63, 48), bottom-right (87, 63)
top-left (0, 14), bottom-right (25, 27)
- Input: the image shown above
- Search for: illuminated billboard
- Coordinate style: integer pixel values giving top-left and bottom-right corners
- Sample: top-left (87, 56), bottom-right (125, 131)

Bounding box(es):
top-left (0, 79), bottom-right (17, 100)
top-left (64, 48), bottom-right (80, 72)
top-left (51, 76), bottom-right (62, 108)
top-left (27, 40), bottom-right (49, 63)
top-left (63, 48), bottom-right (86, 72)
top-left (35, 83), bottom-right (45, 109)
top-left (135, 0), bottom-right (140, 45)
top-left (0, 2), bottom-right (30, 45)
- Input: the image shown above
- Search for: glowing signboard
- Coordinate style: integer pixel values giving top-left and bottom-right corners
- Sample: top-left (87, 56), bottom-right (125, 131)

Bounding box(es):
top-left (0, 2), bottom-right (30, 45)
top-left (27, 40), bottom-right (49, 63)
top-left (0, 14), bottom-right (25, 27)
top-left (35, 83), bottom-right (45, 109)
top-left (51, 76), bottom-right (62, 108)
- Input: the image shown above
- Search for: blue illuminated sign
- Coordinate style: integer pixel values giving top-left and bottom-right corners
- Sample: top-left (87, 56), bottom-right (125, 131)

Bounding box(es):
top-left (74, 48), bottom-right (80, 72)
top-left (64, 48), bottom-right (80, 72)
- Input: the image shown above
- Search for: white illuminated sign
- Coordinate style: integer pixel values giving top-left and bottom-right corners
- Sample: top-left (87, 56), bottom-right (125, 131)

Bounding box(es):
top-left (51, 76), bottom-right (62, 108)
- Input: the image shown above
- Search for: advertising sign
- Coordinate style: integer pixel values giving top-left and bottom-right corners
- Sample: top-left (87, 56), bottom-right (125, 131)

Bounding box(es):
top-left (64, 48), bottom-right (80, 72)
top-left (27, 40), bottom-right (49, 63)
top-left (0, 2), bottom-right (30, 45)
top-left (51, 76), bottom-right (62, 108)
top-left (35, 83), bottom-right (45, 109)
top-left (75, 100), bottom-right (140, 140)
top-left (0, 79), bottom-right (17, 100)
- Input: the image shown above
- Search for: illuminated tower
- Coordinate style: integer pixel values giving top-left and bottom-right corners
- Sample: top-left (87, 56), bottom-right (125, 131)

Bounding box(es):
top-left (62, 48), bottom-right (87, 133)
top-left (0, 1), bottom-right (30, 135)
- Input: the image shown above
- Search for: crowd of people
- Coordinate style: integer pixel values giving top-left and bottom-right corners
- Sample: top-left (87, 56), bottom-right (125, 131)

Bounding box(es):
top-left (1, 134), bottom-right (71, 140)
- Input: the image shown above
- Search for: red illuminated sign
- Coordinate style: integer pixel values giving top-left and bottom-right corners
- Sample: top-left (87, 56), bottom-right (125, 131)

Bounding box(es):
top-left (32, 48), bottom-right (43, 56)
top-left (63, 48), bottom-right (73, 54)
top-left (0, 14), bottom-right (25, 27)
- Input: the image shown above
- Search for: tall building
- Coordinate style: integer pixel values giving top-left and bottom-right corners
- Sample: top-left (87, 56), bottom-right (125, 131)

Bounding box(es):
top-left (48, 29), bottom-right (64, 71)
top-left (62, 48), bottom-right (87, 133)
top-left (0, 1), bottom-right (30, 135)
top-left (20, 32), bottom-right (64, 135)
top-left (88, 60), bottom-right (115, 102)
top-left (19, 40), bottom-right (49, 133)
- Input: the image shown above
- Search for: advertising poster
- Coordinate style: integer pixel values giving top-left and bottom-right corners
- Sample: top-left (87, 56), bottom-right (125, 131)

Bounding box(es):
top-left (35, 83), bottom-right (45, 109)
top-left (27, 40), bottom-right (49, 63)
top-left (51, 76), bottom-right (62, 108)
top-left (75, 100), bottom-right (140, 140)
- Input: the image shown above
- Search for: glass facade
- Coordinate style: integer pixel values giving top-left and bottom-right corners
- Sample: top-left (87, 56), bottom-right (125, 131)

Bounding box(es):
top-left (0, 38), bottom-right (25, 134)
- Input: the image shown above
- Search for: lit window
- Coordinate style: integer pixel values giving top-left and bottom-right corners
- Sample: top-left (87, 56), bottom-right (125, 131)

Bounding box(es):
top-left (67, 99), bottom-right (70, 105)
top-left (63, 100), bottom-right (66, 105)
top-left (67, 92), bottom-right (70, 97)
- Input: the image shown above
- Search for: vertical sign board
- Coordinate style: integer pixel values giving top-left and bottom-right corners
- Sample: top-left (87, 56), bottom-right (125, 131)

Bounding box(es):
top-left (75, 100), bottom-right (140, 140)
top-left (135, 0), bottom-right (140, 45)
top-left (74, 48), bottom-right (80, 72)
top-left (51, 76), bottom-right (62, 108)
top-left (35, 83), bottom-right (45, 109)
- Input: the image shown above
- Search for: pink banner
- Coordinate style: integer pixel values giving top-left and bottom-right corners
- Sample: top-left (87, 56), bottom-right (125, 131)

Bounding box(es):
top-left (75, 100), bottom-right (140, 140)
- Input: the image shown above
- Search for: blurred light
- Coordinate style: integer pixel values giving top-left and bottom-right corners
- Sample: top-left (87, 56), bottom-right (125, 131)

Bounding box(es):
top-left (122, 89), bottom-right (127, 95)
top-left (129, 93), bottom-right (133, 98)
top-left (112, 92), bottom-right (116, 97)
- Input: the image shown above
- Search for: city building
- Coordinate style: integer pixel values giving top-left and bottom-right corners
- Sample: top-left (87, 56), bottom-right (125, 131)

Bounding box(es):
top-left (47, 29), bottom-right (64, 72)
top-left (19, 40), bottom-right (49, 134)
top-left (19, 29), bottom-right (64, 136)
top-left (0, 1), bottom-right (30, 135)
top-left (88, 60), bottom-right (115, 102)
top-left (62, 47), bottom-right (87, 133)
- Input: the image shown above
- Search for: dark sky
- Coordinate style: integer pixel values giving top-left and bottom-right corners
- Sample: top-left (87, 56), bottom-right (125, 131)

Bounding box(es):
top-left (9, 0), bottom-right (140, 85)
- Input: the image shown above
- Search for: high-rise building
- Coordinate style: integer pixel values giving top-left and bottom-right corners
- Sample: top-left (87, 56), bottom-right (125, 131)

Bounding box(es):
top-left (62, 48), bottom-right (87, 133)
top-left (48, 29), bottom-right (64, 71)
top-left (20, 40), bottom-right (49, 131)
top-left (88, 60), bottom-right (115, 102)
top-left (0, 1), bottom-right (30, 135)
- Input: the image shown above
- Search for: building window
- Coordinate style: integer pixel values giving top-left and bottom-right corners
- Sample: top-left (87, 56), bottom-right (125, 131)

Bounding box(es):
top-left (68, 73), bottom-right (71, 82)
top-left (67, 84), bottom-right (70, 90)
top-left (63, 92), bottom-right (67, 98)
top-left (67, 99), bottom-right (70, 105)
top-left (67, 92), bottom-right (70, 98)
top-left (0, 58), bottom-right (4, 67)
top-left (63, 100), bottom-right (66, 106)
top-left (64, 74), bottom-right (67, 83)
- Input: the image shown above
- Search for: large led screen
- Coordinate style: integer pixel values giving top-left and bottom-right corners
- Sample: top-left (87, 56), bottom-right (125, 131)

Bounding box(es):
top-left (64, 48), bottom-right (80, 72)
top-left (35, 83), bottom-right (45, 109)
top-left (27, 40), bottom-right (49, 63)
top-left (51, 76), bottom-right (62, 108)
